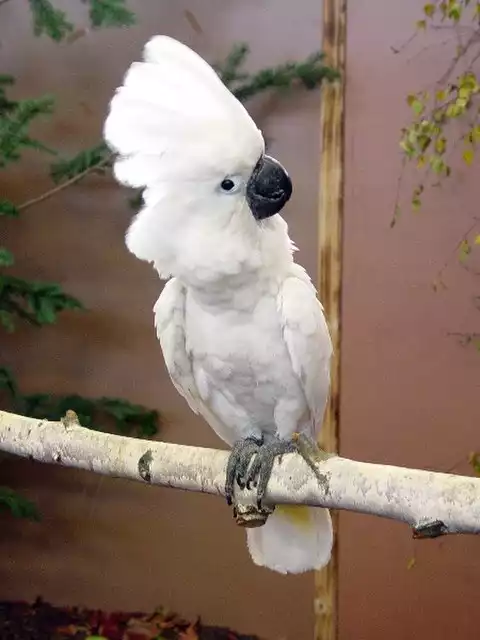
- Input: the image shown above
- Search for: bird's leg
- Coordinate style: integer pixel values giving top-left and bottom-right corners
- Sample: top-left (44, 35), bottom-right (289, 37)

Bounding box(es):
top-left (225, 435), bottom-right (263, 506)
top-left (243, 435), bottom-right (297, 509)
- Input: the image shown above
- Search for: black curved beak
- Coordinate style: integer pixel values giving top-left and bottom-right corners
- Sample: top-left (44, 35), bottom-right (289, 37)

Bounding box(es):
top-left (246, 155), bottom-right (293, 221)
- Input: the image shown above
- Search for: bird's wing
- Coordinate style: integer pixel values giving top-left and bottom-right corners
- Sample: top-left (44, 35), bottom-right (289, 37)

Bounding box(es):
top-left (103, 35), bottom-right (264, 192)
top-left (154, 278), bottom-right (235, 444)
top-left (154, 278), bottom-right (201, 415)
top-left (277, 264), bottom-right (333, 437)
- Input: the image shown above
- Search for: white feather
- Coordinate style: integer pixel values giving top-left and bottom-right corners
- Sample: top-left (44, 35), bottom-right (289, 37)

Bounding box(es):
top-left (154, 278), bottom-right (200, 415)
top-left (104, 35), bottom-right (264, 184)
top-left (247, 506), bottom-right (333, 574)
top-left (277, 264), bottom-right (333, 433)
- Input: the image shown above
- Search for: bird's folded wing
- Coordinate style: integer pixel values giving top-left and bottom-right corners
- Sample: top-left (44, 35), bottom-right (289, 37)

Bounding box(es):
top-left (277, 264), bottom-right (333, 437)
top-left (154, 277), bottom-right (202, 415)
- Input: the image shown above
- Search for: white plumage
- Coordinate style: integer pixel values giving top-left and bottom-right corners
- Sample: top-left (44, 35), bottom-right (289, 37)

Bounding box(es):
top-left (104, 35), bottom-right (333, 574)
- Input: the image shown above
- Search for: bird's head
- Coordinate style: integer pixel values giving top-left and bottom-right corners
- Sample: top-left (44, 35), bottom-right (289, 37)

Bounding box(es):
top-left (104, 36), bottom-right (294, 286)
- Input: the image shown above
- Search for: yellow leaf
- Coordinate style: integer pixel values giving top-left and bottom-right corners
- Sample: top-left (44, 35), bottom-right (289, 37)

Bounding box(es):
top-left (446, 103), bottom-right (462, 118)
top-left (430, 155), bottom-right (446, 174)
top-left (463, 148), bottom-right (474, 165)
top-left (411, 99), bottom-right (424, 115)
top-left (416, 19), bottom-right (427, 29)
top-left (418, 134), bottom-right (431, 152)
top-left (435, 137), bottom-right (446, 154)
top-left (474, 235), bottom-right (480, 245)
top-left (473, 125), bottom-right (480, 142)
top-left (407, 557), bottom-right (416, 570)
top-left (407, 129), bottom-right (418, 145)
top-left (459, 71), bottom-right (479, 91)
top-left (448, 2), bottom-right (462, 21)
top-left (435, 89), bottom-right (446, 102)
top-left (417, 155), bottom-right (426, 168)
top-left (458, 240), bottom-right (472, 262)
top-left (459, 239), bottom-right (471, 262)
top-left (424, 3), bottom-right (436, 15)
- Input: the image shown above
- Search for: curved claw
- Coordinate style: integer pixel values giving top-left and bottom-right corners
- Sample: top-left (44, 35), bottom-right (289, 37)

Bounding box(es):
top-left (244, 437), bottom-right (297, 508)
top-left (225, 436), bottom-right (263, 506)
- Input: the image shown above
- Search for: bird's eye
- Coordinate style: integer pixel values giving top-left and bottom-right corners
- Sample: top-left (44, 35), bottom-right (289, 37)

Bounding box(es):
top-left (221, 179), bottom-right (235, 191)
top-left (219, 176), bottom-right (241, 193)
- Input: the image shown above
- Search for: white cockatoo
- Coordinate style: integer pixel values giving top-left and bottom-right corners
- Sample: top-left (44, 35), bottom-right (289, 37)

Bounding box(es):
top-left (104, 35), bottom-right (333, 574)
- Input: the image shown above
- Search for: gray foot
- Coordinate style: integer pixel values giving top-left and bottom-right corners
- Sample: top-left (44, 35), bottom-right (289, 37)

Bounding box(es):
top-left (244, 437), bottom-right (297, 508)
top-left (225, 435), bottom-right (296, 510)
top-left (225, 436), bottom-right (263, 506)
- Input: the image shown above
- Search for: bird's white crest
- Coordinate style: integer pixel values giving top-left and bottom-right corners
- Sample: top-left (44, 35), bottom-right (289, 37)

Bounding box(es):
top-left (104, 36), bottom-right (270, 281)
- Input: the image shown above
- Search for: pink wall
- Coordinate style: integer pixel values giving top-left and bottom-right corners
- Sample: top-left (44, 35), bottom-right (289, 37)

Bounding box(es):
top-left (340, 1), bottom-right (479, 638)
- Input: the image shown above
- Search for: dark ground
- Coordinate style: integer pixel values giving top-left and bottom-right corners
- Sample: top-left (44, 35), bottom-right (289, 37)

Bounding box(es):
top-left (0, 599), bottom-right (260, 640)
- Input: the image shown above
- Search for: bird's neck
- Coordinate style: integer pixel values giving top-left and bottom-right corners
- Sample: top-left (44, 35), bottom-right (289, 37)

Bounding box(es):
top-left (171, 215), bottom-right (295, 295)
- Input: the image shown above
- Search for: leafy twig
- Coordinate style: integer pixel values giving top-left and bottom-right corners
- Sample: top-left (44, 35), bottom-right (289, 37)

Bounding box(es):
top-left (433, 218), bottom-right (479, 290)
top-left (17, 154), bottom-right (112, 212)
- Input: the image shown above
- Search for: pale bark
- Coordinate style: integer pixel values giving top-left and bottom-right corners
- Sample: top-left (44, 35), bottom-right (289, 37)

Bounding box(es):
top-left (1, 409), bottom-right (479, 536)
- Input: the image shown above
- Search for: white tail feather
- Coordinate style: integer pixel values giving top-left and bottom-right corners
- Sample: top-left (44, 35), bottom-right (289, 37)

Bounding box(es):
top-left (246, 506), bottom-right (333, 574)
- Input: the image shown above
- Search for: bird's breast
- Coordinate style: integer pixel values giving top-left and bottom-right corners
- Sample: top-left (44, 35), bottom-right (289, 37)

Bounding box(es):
top-left (184, 288), bottom-right (304, 416)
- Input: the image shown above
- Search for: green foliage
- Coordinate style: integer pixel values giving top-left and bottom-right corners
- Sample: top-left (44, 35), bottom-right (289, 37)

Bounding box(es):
top-left (216, 43), bottom-right (340, 102)
top-left (51, 142), bottom-right (111, 183)
top-left (0, 487), bottom-right (41, 520)
top-left (0, 0), bottom-right (158, 521)
top-left (215, 43), bottom-right (250, 86)
top-left (0, 199), bottom-right (19, 217)
top-left (394, 1), bottom-right (480, 275)
top-left (27, 0), bottom-right (134, 41)
top-left (89, 0), bottom-right (136, 28)
top-left (0, 366), bottom-right (18, 398)
top-left (400, 73), bottom-right (480, 190)
top-left (28, 0), bottom-right (73, 41)
top-left (0, 248), bottom-right (14, 267)
top-left (0, 75), bottom-right (16, 113)
top-left (0, 93), bottom-right (56, 167)
top-left (396, 1), bottom-right (480, 217)
top-left (22, 395), bottom-right (159, 437)
top-left (470, 452), bottom-right (480, 475)
top-left (0, 276), bottom-right (84, 330)
top-left (0, 367), bottom-right (159, 438)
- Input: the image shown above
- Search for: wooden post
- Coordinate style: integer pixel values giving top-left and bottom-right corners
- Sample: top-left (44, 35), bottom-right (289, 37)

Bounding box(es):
top-left (315, 0), bottom-right (346, 639)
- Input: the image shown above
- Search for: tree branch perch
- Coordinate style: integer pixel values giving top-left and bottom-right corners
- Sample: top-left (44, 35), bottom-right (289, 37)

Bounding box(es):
top-left (1, 409), bottom-right (479, 536)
